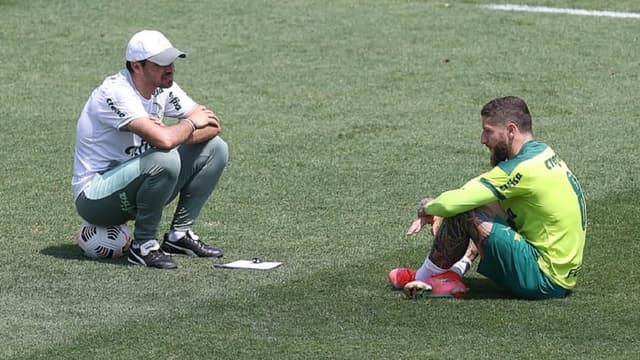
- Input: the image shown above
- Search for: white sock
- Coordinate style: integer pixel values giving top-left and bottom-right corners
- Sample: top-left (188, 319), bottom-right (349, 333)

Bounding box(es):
top-left (168, 230), bottom-right (186, 242)
top-left (416, 258), bottom-right (446, 281)
top-left (450, 256), bottom-right (473, 277)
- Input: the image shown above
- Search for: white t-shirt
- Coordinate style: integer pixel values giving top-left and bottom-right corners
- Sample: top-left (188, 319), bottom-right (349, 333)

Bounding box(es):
top-left (72, 69), bottom-right (196, 199)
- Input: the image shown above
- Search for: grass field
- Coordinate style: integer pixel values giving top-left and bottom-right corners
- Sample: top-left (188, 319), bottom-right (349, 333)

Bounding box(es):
top-left (2, 0), bottom-right (640, 359)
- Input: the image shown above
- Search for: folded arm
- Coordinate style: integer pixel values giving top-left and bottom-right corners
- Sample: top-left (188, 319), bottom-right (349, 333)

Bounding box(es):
top-left (127, 104), bottom-right (221, 149)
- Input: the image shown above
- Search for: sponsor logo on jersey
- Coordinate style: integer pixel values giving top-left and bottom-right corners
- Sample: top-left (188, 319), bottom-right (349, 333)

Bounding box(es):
top-left (168, 91), bottom-right (182, 111)
top-left (106, 98), bottom-right (126, 118)
top-left (499, 172), bottom-right (523, 191)
top-left (125, 140), bottom-right (151, 157)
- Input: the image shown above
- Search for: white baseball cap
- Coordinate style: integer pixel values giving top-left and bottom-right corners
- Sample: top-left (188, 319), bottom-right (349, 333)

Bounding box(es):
top-left (125, 30), bottom-right (186, 66)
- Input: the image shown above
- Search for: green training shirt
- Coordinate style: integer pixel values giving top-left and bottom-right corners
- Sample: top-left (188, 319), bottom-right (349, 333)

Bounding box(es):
top-left (425, 140), bottom-right (586, 289)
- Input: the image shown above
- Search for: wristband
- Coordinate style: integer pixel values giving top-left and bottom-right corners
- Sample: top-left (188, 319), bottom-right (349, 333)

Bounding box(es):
top-left (184, 118), bottom-right (197, 132)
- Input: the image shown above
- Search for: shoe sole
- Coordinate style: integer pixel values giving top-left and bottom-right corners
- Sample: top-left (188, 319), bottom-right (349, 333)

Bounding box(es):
top-left (404, 283), bottom-right (431, 299)
top-left (404, 284), bottom-right (466, 299)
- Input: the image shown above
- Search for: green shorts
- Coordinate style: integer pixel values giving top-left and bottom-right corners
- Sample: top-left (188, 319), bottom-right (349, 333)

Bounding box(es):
top-left (477, 217), bottom-right (569, 300)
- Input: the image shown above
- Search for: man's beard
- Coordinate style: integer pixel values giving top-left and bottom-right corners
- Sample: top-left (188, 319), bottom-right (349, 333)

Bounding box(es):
top-left (490, 140), bottom-right (510, 167)
top-left (158, 73), bottom-right (174, 89)
top-left (159, 79), bottom-right (173, 88)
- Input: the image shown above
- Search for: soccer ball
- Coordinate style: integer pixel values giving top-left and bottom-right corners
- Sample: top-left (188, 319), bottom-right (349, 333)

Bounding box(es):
top-left (77, 221), bottom-right (131, 259)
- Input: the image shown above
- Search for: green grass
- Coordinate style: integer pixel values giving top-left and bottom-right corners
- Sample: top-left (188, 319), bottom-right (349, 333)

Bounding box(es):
top-left (2, 0), bottom-right (640, 359)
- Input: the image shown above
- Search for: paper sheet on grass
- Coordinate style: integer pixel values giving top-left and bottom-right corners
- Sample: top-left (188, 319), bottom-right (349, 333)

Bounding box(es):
top-left (214, 260), bottom-right (282, 270)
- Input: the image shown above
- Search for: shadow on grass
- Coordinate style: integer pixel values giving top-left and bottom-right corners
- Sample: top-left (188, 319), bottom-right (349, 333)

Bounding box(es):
top-left (40, 244), bottom-right (130, 266)
top-left (463, 277), bottom-right (576, 302)
top-left (462, 277), bottom-right (517, 300)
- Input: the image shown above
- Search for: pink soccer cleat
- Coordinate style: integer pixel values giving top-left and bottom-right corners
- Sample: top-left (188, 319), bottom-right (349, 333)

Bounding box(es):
top-left (387, 268), bottom-right (417, 289)
top-left (403, 271), bottom-right (467, 299)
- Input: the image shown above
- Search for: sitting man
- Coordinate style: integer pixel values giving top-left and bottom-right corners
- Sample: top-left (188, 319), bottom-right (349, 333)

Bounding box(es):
top-left (389, 96), bottom-right (586, 300)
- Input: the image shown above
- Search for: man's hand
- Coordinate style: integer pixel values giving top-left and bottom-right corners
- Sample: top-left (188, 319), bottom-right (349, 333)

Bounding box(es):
top-left (430, 215), bottom-right (443, 237)
top-left (406, 197), bottom-right (437, 236)
top-left (406, 216), bottom-right (430, 236)
top-left (186, 106), bottom-right (220, 129)
top-left (406, 215), bottom-right (443, 236)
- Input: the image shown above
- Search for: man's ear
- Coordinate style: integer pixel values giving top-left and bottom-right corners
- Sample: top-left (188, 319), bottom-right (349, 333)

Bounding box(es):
top-left (131, 61), bottom-right (143, 73)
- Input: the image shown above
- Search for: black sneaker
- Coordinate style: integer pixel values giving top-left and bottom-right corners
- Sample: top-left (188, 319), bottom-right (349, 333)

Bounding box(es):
top-left (161, 230), bottom-right (224, 258)
top-left (128, 240), bottom-right (177, 269)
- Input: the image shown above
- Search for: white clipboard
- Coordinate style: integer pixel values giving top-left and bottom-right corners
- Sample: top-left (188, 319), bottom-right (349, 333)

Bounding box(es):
top-left (214, 259), bottom-right (282, 270)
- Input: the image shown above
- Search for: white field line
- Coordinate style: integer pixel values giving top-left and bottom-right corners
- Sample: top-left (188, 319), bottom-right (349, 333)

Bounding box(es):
top-left (482, 4), bottom-right (640, 19)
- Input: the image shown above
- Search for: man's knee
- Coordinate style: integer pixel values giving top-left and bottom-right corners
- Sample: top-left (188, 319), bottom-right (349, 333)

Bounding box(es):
top-left (439, 207), bottom-right (498, 250)
top-left (470, 203), bottom-right (508, 236)
top-left (479, 201), bottom-right (508, 219)
top-left (141, 148), bottom-right (182, 178)
top-left (437, 212), bottom-right (478, 237)
top-left (209, 137), bottom-right (229, 165)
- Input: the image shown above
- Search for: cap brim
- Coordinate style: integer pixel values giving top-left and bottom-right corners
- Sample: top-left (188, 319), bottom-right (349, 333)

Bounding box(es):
top-left (147, 47), bottom-right (186, 66)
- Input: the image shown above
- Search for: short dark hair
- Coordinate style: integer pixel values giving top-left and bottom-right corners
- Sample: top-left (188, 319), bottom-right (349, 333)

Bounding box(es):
top-left (125, 59), bottom-right (147, 72)
top-left (481, 96), bottom-right (532, 133)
